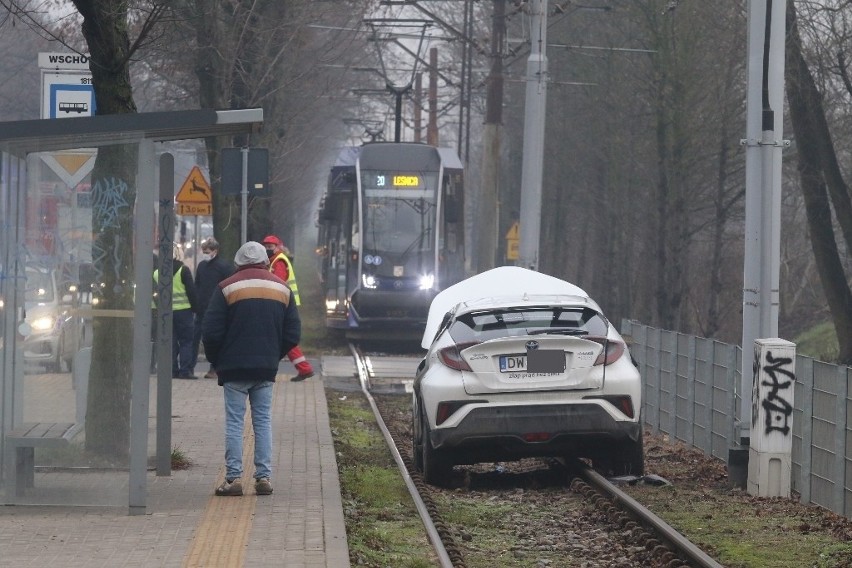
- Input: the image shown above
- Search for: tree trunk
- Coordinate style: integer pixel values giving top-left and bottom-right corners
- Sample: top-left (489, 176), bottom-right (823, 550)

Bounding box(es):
top-left (785, 2), bottom-right (852, 364)
top-left (73, 0), bottom-right (138, 459)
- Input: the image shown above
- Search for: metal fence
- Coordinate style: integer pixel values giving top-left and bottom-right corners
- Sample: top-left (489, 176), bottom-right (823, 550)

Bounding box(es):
top-left (620, 319), bottom-right (852, 519)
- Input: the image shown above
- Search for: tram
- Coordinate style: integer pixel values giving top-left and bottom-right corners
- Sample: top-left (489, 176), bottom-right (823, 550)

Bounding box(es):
top-left (316, 142), bottom-right (465, 339)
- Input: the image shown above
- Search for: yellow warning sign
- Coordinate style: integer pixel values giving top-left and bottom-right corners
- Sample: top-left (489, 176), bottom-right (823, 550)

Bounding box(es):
top-left (506, 221), bottom-right (519, 261)
top-left (175, 166), bottom-right (212, 204)
top-left (506, 221), bottom-right (519, 240)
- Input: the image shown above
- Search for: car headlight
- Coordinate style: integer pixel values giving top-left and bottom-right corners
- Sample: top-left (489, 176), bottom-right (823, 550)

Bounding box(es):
top-left (362, 274), bottom-right (378, 289)
top-left (30, 315), bottom-right (55, 332)
top-left (419, 273), bottom-right (435, 290)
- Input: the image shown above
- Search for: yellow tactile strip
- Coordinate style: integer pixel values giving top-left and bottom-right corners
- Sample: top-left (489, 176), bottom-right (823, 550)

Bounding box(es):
top-left (182, 379), bottom-right (280, 568)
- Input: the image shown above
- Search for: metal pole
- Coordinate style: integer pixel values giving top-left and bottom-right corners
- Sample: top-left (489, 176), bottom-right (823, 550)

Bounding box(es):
top-left (394, 88), bottom-right (403, 142)
top-left (740, 0), bottom-right (786, 439)
top-left (156, 152), bottom-right (174, 478)
top-left (518, 0), bottom-right (548, 271)
top-left (240, 147), bottom-right (249, 244)
top-left (130, 139), bottom-right (156, 514)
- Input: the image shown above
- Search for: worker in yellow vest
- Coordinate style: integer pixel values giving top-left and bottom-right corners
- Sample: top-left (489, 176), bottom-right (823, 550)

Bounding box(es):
top-left (154, 243), bottom-right (199, 379)
top-left (262, 235), bottom-right (314, 381)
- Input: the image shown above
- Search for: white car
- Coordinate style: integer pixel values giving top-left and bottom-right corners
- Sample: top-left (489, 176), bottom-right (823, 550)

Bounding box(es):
top-left (22, 265), bottom-right (89, 373)
top-left (412, 266), bottom-right (643, 485)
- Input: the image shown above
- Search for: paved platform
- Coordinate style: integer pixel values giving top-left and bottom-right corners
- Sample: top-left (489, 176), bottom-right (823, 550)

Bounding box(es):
top-left (0, 359), bottom-right (350, 568)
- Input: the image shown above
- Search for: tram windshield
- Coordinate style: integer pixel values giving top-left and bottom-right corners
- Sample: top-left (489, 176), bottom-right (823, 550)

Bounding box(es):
top-left (360, 170), bottom-right (438, 256)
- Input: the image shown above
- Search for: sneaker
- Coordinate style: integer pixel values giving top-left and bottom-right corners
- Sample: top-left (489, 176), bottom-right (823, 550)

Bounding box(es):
top-left (175, 373), bottom-right (198, 380)
top-left (255, 478), bottom-right (273, 495)
top-left (215, 478), bottom-right (243, 496)
top-left (204, 369), bottom-right (217, 379)
top-left (292, 371), bottom-right (314, 382)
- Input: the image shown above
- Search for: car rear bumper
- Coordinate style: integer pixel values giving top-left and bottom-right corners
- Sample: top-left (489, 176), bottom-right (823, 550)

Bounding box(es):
top-left (429, 402), bottom-right (641, 463)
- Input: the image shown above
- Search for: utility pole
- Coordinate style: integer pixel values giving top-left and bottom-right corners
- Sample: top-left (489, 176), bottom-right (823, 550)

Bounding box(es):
top-left (738, 0), bottom-right (787, 454)
top-left (428, 47), bottom-right (439, 146)
top-left (414, 72), bottom-right (423, 143)
top-left (517, 0), bottom-right (548, 271)
top-left (473, 0), bottom-right (506, 273)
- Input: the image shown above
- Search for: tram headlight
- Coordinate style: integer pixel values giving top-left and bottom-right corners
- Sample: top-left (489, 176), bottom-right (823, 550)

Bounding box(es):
top-left (419, 273), bottom-right (435, 290)
top-left (362, 274), bottom-right (378, 289)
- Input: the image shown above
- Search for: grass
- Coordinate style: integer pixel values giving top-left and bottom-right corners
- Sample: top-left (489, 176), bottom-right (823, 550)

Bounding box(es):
top-left (793, 320), bottom-right (839, 362)
top-left (626, 485), bottom-right (852, 568)
top-left (327, 392), bottom-right (435, 567)
top-left (171, 446), bottom-right (192, 470)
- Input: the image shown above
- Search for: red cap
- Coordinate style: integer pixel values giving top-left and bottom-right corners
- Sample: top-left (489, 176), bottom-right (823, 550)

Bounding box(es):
top-left (261, 235), bottom-right (283, 246)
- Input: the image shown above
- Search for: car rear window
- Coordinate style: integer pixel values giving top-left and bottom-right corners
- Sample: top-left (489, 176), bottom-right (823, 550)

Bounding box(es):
top-left (448, 306), bottom-right (608, 344)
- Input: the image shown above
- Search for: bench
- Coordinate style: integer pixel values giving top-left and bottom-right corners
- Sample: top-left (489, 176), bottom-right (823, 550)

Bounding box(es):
top-left (6, 422), bottom-right (84, 495)
top-left (4, 347), bottom-right (90, 497)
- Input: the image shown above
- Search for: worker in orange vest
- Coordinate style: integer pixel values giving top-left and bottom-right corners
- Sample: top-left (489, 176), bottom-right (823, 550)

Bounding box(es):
top-left (261, 235), bottom-right (314, 381)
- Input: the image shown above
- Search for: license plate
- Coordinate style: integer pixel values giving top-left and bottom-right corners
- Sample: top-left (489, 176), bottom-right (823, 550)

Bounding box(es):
top-left (500, 355), bottom-right (527, 372)
top-left (500, 350), bottom-right (565, 373)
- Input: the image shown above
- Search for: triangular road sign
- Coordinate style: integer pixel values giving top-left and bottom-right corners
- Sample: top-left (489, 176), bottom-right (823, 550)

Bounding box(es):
top-left (176, 166), bottom-right (212, 204)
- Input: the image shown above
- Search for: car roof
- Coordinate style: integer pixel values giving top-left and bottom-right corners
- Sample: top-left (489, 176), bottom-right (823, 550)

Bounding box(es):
top-left (423, 267), bottom-right (594, 348)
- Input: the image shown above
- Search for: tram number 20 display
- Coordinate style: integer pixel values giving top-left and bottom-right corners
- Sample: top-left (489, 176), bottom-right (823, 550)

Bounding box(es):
top-left (371, 173), bottom-right (422, 189)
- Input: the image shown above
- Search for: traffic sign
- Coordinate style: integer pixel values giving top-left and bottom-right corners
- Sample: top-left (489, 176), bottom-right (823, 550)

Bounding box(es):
top-left (177, 203), bottom-right (212, 216)
top-left (40, 52), bottom-right (95, 119)
top-left (506, 221), bottom-right (519, 261)
top-left (175, 166), bottom-right (212, 204)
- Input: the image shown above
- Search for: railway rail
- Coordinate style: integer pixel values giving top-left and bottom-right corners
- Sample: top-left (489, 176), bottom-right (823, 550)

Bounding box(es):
top-left (349, 343), bottom-right (724, 568)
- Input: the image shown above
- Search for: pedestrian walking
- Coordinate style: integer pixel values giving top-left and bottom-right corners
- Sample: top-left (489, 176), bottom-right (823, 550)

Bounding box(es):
top-left (202, 241), bottom-right (301, 496)
top-left (261, 234), bottom-right (315, 381)
top-left (154, 243), bottom-right (199, 379)
top-left (191, 237), bottom-right (235, 379)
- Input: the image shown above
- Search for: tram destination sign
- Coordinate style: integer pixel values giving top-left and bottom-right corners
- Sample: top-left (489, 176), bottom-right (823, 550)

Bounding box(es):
top-left (365, 172), bottom-right (425, 190)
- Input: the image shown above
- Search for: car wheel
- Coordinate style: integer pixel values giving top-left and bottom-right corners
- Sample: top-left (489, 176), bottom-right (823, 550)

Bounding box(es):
top-left (48, 349), bottom-right (63, 373)
top-left (420, 412), bottom-right (452, 487)
top-left (595, 428), bottom-right (645, 477)
top-left (412, 398), bottom-right (424, 473)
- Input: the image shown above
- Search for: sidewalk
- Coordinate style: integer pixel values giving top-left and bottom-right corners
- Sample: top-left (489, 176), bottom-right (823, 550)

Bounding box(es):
top-left (0, 359), bottom-right (350, 568)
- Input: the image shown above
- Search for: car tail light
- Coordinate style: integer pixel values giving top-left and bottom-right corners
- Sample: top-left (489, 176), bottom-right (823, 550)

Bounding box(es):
top-left (522, 432), bottom-right (552, 443)
top-left (437, 342), bottom-right (478, 371)
top-left (587, 337), bottom-right (625, 366)
top-left (584, 395), bottom-right (635, 418)
top-left (435, 400), bottom-right (485, 425)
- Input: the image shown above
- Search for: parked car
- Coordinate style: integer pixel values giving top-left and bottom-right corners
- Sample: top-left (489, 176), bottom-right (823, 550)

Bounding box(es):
top-left (22, 265), bottom-right (89, 373)
top-left (412, 266), bottom-right (643, 486)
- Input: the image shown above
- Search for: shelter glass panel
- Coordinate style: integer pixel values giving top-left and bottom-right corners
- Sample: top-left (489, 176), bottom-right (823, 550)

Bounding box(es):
top-left (1, 143), bottom-right (146, 507)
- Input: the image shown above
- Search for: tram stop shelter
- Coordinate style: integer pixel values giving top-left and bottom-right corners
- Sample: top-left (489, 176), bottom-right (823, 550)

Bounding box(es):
top-left (0, 108), bottom-right (263, 514)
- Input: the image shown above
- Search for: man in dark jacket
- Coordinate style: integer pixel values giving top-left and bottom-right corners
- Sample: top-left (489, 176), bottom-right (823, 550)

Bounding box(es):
top-left (202, 241), bottom-right (301, 497)
top-left (191, 237), bottom-right (235, 379)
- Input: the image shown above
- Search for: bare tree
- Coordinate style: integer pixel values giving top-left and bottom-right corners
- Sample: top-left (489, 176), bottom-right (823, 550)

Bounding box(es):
top-left (785, 0), bottom-right (852, 364)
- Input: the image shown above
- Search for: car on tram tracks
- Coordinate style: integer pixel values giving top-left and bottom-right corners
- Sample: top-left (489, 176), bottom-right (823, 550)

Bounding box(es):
top-left (412, 266), bottom-right (644, 486)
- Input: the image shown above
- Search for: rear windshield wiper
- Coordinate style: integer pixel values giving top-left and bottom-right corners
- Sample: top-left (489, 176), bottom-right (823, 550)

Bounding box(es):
top-left (528, 328), bottom-right (588, 336)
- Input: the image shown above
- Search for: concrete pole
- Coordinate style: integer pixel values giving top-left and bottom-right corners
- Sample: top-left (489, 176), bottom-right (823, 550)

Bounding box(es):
top-left (473, 0), bottom-right (506, 274)
top-left (414, 72), bottom-right (423, 143)
top-left (740, 0), bottom-right (786, 441)
top-left (518, 0), bottom-right (548, 271)
top-left (428, 48), bottom-right (439, 146)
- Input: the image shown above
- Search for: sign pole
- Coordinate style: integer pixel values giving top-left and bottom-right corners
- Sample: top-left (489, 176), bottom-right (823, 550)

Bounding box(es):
top-left (241, 147), bottom-right (249, 244)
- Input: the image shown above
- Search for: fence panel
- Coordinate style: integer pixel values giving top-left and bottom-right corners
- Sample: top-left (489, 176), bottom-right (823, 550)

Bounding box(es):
top-left (622, 319), bottom-right (852, 519)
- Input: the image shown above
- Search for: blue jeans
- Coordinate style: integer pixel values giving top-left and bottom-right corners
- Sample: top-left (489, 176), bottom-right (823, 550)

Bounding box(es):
top-left (223, 380), bottom-right (274, 481)
top-left (173, 309), bottom-right (195, 376)
top-left (191, 312), bottom-right (204, 372)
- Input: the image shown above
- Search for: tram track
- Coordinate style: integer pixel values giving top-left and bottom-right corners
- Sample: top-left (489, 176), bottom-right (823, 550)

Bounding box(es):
top-left (350, 344), bottom-right (724, 567)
